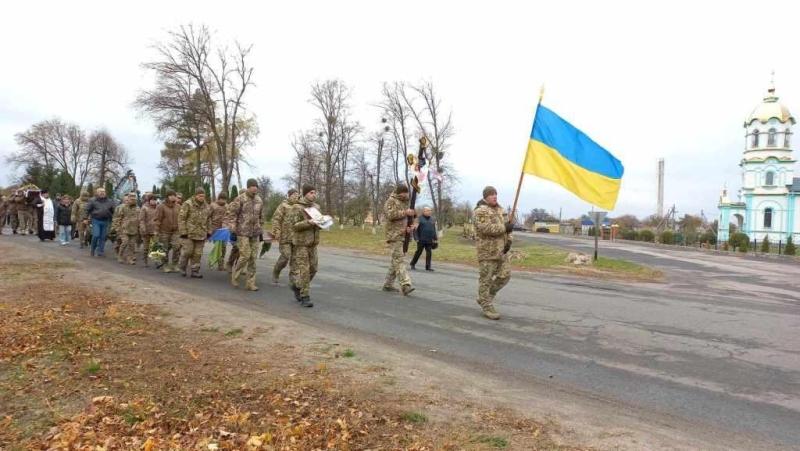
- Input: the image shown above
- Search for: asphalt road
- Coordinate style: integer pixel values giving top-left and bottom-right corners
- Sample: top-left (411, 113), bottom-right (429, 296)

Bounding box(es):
top-left (7, 234), bottom-right (800, 448)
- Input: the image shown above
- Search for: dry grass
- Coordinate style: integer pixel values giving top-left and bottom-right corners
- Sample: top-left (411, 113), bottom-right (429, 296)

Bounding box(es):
top-left (0, 257), bottom-right (591, 450)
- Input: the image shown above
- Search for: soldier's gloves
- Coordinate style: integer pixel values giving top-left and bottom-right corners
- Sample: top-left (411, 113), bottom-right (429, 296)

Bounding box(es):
top-left (180, 234), bottom-right (188, 239)
top-left (258, 233), bottom-right (263, 242)
top-left (206, 233), bottom-right (211, 239)
top-left (503, 242), bottom-right (512, 254)
top-left (230, 232), bottom-right (237, 242)
top-left (504, 222), bottom-right (514, 233)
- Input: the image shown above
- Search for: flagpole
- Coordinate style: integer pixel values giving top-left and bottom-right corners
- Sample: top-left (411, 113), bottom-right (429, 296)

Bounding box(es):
top-left (510, 85), bottom-right (545, 224)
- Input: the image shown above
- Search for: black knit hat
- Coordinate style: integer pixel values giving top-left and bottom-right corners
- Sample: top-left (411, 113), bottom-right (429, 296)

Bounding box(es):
top-left (482, 186), bottom-right (497, 199)
top-left (302, 184), bottom-right (316, 196)
top-left (247, 178), bottom-right (258, 188)
top-left (395, 184), bottom-right (409, 194)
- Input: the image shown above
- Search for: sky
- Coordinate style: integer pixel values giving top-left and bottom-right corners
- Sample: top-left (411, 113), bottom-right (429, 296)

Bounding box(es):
top-left (1, 0), bottom-right (797, 220)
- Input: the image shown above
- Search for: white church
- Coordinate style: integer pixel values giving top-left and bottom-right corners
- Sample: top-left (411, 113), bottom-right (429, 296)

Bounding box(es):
top-left (718, 83), bottom-right (799, 243)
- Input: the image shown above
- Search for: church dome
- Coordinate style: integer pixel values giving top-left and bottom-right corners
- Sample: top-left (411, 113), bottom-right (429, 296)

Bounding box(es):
top-left (745, 85), bottom-right (795, 126)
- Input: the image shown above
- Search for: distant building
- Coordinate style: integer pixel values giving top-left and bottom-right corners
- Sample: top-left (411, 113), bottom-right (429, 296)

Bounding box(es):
top-left (718, 82), bottom-right (798, 242)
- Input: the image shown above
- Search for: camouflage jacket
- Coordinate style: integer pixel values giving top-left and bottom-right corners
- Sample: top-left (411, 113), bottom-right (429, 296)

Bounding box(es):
top-left (383, 193), bottom-right (409, 242)
top-left (117, 204), bottom-right (140, 235)
top-left (474, 200), bottom-right (511, 261)
top-left (110, 204), bottom-right (125, 233)
top-left (7, 195), bottom-right (19, 214)
top-left (71, 195), bottom-right (90, 223)
top-left (271, 195), bottom-right (298, 244)
top-left (139, 204), bottom-right (158, 236)
top-left (178, 198), bottom-right (211, 240)
top-left (224, 192), bottom-right (264, 238)
top-left (290, 197), bottom-right (320, 247)
top-left (209, 201), bottom-right (227, 231)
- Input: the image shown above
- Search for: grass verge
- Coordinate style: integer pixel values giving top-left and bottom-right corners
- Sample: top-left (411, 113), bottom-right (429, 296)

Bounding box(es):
top-left (318, 226), bottom-right (661, 281)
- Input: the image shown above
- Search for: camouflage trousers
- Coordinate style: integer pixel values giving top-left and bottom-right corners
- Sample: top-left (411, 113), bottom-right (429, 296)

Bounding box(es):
top-left (232, 236), bottom-right (259, 286)
top-left (215, 241), bottom-right (227, 270)
top-left (226, 245), bottom-right (239, 271)
top-left (118, 233), bottom-right (138, 264)
top-left (159, 232), bottom-right (181, 267)
top-left (272, 242), bottom-right (293, 282)
top-left (17, 211), bottom-right (33, 234)
top-left (141, 234), bottom-right (154, 265)
top-left (384, 240), bottom-right (411, 288)
top-left (76, 221), bottom-right (88, 246)
top-left (477, 257), bottom-right (511, 308)
top-left (290, 245), bottom-right (318, 297)
top-left (10, 212), bottom-right (18, 231)
top-left (180, 239), bottom-right (205, 273)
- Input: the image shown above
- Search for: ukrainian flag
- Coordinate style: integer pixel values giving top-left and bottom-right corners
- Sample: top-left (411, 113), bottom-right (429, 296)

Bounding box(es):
top-left (523, 105), bottom-right (624, 210)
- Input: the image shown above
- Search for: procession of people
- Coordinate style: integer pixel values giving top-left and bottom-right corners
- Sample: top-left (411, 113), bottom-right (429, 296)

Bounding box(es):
top-left (0, 179), bottom-right (514, 320)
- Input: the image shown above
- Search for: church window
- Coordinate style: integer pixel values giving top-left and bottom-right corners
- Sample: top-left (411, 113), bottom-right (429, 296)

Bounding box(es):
top-left (764, 208), bottom-right (773, 229)
top-left (785, 130), bottom-right (792, 148)
top-left (765, 171), bottom-right (775, 186)
top-left (752, 130), bottom-right (759, 148)
top-left (768, 128), bottom-right (777, 147)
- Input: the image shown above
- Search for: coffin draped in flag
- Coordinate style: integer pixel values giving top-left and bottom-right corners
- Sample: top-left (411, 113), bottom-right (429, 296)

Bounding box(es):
top-left (523, 105), bottom-right (624, 210)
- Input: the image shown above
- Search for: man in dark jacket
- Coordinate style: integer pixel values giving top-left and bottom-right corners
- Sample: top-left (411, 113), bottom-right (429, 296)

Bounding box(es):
top-left (410, 206), bottom-right (438, 271)
top-left (55, 195), bottom-right (73, 245)
top-left (84, 188), bottom-right (115, 257)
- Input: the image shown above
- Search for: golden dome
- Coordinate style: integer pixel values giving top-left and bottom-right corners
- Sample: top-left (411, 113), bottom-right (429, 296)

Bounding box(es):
top-left (745, 86), bottom-right (795, 126)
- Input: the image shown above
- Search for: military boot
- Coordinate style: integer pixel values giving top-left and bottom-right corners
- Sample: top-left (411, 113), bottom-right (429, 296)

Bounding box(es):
top-left (382, 285), bottom-right (399, 292)
top-left (482, 304), bottom-right (500, 320)
top-left (245, 281), bottom-right (259, 291)
top-left (290, 284), bottom-right (302, 301)
top-left (190, 270), bottom-right (203, 279)
top-left (299, 296), bottom-right (314, 308)
top-left (401, 284), bottom-right (415, 296)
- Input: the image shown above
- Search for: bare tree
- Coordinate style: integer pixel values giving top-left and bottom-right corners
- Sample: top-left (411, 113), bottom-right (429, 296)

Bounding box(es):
top-left (403, 81), bottom-right (455, 232)
top-left (309, 79), bottom-right (352, 214)
top-left (88, 129), bottom-right (130, 187)
top-left (10, 119), bottom-right (93, 190)
top-left (380, 82), bottom-right (413, 186)
top-left (137, 24), bottom-right (256, 195)
top-left (284, 132), bottom-right (323, 192)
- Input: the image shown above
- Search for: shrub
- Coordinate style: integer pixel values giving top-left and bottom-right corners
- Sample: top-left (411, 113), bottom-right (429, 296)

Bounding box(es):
top-left (620, 229), bottom-right (638, 240)
top-left (639, 229), bottom-right (655, 242)
top-left (659, 230), bottom-right (675, 245)
top-left (785, 236), bottom-right (796, 255)
top-left (729, 232), bottom-right (750, 253)
top-left (700, 230), bottom-right (717, 245)
top-left (761, 236), bottom-right (771, 253)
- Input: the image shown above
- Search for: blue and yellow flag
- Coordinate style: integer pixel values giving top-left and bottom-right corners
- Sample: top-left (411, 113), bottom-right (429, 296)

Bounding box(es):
top-left (523, 105), bottom-right (624, 210)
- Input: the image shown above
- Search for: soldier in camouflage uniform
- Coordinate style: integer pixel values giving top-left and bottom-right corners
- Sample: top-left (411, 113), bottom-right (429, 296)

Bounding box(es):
top-left (474, 186), bottom-right (513, 320)
top-left (110, 195), bottom-right (128, 257)
top-left (209, 192), bottom-right (228, 271)
top-left (139, 194), bottom-right (158, 267)
top-left (155, 190), bottom-right (181, 272)
top-left (17, 192), bottom-right (34, 235)
top-left (224, 179), bottom-right (264, 290)
top-left (382, 185), bottom-right (416, 296)
top-left (0, 195), bottom-right (7, 232)
top-left (117, 194), bottom-right (140, 265)
top-left (270, 188), bottom-right (299, 284)
top-left (71, 190), bottom-right (91, 248)
top-left (178, 187), bottom-right (212, 278)
top-left (8, 192), bottom-right (19, 234)
top-left (289, 184), bottom-right (321, 307)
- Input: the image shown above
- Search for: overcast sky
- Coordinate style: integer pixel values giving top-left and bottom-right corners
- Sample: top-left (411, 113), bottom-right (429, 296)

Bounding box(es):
top-left (1, 0), bottom-right (797, 219)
